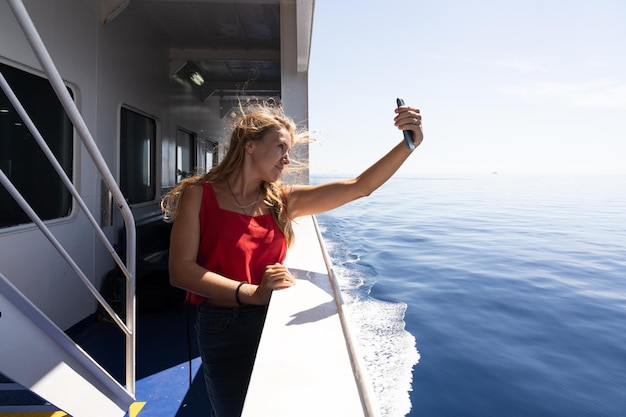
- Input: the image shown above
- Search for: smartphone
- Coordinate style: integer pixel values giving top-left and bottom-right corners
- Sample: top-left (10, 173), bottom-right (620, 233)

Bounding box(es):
top-left (396, 98), bottom-right (415, 151)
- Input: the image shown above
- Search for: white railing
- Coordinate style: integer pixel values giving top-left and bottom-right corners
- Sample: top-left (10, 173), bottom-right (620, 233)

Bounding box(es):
top-left (312, 216), bottom-right (381, 417)
top-left (3, 0), bottom-right (137, 397)
top-left (0, 273), bottom-right (135, 417)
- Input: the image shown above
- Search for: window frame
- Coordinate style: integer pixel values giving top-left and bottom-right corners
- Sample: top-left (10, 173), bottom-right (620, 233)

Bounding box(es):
top-left (0, 60), bottom-right (77, 231)
top-left (119, 106), bottom-right (159, 206)
top-left (175, 127), bottom-right (196, 183)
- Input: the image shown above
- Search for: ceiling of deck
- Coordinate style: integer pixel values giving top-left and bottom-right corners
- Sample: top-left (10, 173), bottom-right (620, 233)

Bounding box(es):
top-left (130, 0), bottom-right (285, 101)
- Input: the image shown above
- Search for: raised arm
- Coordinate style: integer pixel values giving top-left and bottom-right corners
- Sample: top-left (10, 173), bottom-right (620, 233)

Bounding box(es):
top-left (286, 103), bottom-right (424, 218)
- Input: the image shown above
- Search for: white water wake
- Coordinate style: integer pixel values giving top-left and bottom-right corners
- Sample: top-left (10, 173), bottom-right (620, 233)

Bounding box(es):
top-left (325, 237), bottom-right (420, 417)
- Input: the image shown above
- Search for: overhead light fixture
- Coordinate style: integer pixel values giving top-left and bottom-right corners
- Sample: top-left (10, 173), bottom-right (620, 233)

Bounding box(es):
top-left (172, 61), bottom-right (213, 102)
top-left (0, 108), bottom-right (9, 113)
top-left (190, 72), bottom-right (205, 86)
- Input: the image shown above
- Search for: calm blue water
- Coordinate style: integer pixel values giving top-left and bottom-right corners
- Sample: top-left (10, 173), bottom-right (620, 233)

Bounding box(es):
top-left (312, 174), bottom-right (626, 417)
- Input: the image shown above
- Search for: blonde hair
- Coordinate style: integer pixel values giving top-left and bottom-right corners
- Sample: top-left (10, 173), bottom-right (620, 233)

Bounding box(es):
top-left (161, 100), bottom-right (308, 248)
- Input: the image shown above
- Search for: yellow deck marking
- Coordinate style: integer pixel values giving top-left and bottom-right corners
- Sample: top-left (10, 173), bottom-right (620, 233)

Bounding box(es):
top-left (129, 401), bottom-right (147, 417)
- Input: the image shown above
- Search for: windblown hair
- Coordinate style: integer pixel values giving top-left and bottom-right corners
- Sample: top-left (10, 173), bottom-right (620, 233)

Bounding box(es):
top-left (161, 100), bottom-right (308, 248)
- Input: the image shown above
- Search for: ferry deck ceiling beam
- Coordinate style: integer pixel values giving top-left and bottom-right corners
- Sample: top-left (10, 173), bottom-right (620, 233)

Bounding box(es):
top-left (112, 0), bottom-right (313, 101)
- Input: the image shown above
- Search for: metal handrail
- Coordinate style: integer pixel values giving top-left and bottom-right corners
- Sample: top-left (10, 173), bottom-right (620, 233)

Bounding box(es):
top-left (311, 216), bottom-right (381, 417)
top-left (5, 0), bottom-right (137, 396)
top-left (0, 70), bottom-right (130, 279)
top-left (0, 73), bottom-right (130, 336)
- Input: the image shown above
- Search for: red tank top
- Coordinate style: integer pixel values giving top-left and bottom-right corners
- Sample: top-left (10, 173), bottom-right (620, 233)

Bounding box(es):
top-left (186, 182), bottom-right (287, 305)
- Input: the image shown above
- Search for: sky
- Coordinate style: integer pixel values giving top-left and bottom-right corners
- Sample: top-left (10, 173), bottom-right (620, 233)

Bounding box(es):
top-left (307, 0), bottom-right (626, 176)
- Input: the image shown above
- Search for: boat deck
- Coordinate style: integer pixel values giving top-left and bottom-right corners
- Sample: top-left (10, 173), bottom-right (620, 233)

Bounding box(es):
top-left (66, 307), bottom-right (207, 417)
top-left (2, 216), bottom-right (376, 417)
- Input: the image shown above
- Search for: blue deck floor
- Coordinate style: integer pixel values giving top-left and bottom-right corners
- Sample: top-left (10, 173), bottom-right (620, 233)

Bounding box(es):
top-left (66, 305), bottom-right (211, 417)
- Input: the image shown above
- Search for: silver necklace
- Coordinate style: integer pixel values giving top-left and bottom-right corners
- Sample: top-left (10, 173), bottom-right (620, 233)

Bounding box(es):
top-left (226, 180), bottom-right (261, 216)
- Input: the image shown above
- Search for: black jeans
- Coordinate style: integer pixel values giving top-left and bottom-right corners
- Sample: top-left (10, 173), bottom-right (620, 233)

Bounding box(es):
top-left (195, 303), bottom-right (268, 417)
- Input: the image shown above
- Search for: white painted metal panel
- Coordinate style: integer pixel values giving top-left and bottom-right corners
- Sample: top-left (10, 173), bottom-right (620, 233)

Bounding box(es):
top-left (243, 216), bottom-right (374, 416)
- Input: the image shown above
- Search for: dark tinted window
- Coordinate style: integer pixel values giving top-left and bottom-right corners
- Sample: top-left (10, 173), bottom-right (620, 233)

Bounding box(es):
top-left (120, 107), bottom-right (156, 204)
top-left (176, 128), bottom-right (195, 182)
top-left (0, 63), bottom-right (73, 229)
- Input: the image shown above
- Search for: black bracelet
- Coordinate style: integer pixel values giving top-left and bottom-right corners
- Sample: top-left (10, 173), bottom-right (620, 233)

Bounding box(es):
top-left (235, 281), bottom-right (246, 306)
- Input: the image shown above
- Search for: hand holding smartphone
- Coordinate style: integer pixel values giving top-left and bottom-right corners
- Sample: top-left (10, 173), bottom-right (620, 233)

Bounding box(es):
top-left (396, 98), bottom-right (416, 151)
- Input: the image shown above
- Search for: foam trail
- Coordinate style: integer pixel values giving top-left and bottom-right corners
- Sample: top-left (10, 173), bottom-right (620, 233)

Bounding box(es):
top-left (345, 299), bottom-right (420, 417)
top-left (323, 233), bottom-right (420, 417)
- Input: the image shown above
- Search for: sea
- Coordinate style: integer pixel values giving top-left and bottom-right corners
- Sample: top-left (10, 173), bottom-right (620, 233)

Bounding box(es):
top-left (311, 174), bottom-right (626, 417)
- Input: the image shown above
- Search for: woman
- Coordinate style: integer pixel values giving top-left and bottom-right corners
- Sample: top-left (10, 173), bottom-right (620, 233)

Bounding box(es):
top-left (161, 100), bottom-right (423, 417)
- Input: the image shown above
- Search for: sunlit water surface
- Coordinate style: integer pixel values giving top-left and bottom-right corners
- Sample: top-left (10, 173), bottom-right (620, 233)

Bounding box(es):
top-left (313, 174), bottom-right (626, 417)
